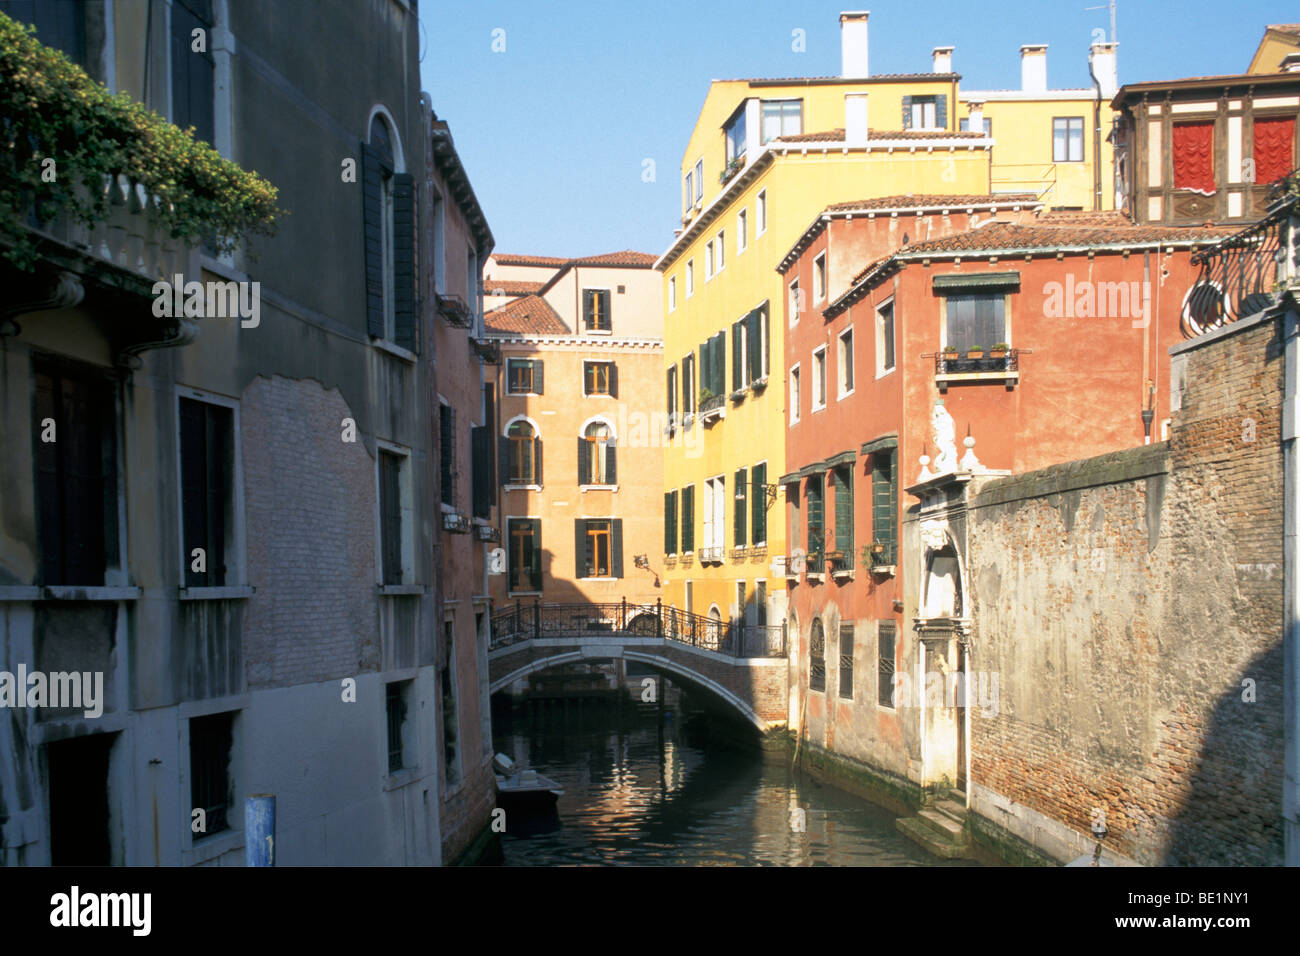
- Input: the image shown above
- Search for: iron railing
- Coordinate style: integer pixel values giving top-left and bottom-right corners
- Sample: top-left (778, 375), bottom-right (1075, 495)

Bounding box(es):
top-left (489, 598), bottom-right (787, 659)
top-left (1187, 169), bottom-right (1299, 336)
top-left (934, 350), bottom-right (1021, 376)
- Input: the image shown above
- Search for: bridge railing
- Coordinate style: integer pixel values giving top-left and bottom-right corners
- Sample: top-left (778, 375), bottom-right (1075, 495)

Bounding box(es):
top-left (489, 598), bottom-right (787, 659)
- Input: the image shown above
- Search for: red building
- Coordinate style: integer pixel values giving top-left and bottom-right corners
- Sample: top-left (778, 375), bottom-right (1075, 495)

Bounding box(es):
top-left (779, 198), bottom-right (1235, 801)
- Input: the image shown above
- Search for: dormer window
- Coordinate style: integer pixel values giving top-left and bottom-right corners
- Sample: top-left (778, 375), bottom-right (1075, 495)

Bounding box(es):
top-left (725, 106), bottom-right (748, 162)
top-left (761, 100), bottom-right (802, 143)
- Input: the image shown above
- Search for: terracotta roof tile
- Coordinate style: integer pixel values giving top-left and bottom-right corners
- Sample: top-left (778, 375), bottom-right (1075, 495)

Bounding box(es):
top-left (774, 128), bottom-right (988, 143)
top-left (491, 250), bottom-right (656, 269)
top-left (483, 279), bottom-right (544, 295)
top-left (483, 294), bottom-right (568, 335)
top-left (719, 72), bottom-right (960, 83)
top-left (1037, 210), bottom-right (1135, 226)
top-left (823, 193), bottom-right (1038, 212)
top-left (1267, 23), bottom-right (1300, 35)
top-left (491, 254), bottom-right (570, 267)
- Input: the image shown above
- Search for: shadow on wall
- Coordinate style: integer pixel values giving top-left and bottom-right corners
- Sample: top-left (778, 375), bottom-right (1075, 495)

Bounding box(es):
top-left (1160, 640), bottom-right (1284, 865)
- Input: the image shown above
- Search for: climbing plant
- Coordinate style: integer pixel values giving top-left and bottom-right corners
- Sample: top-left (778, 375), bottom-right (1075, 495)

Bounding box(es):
top-left (0, 11), bottom-right (281, 269)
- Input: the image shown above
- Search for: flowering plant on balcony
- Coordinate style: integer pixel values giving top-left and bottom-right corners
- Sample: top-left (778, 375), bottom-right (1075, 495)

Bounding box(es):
top-left (0, 12), bottom-right (281, 268)
top-left (719, 156), bottom-right (744, 185)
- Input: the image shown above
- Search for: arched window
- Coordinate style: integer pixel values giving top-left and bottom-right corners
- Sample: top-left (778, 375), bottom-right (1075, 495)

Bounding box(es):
top-left (363, 113), bottom-right (415, 350)
top-left (809, 618), bottom-right (826, 692)
top-left (506, 421), bottom-right (540, 485)
top-left (579, 422), bottom-right (616, 485)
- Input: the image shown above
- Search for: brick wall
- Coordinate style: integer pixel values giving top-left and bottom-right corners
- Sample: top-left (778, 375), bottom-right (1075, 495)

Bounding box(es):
top-left (966, 313), bottom-right (1285, 865)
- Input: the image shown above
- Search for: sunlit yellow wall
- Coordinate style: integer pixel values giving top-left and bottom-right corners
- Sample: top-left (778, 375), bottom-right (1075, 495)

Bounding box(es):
top-left (659, 147), bottom-right (990, 623)
top-left (678, 78), bottom-right (961, 221)
top-left (963, 98), bottom-right (1116, 211)
top-left (1248, 30), bottom-right (1300, 74)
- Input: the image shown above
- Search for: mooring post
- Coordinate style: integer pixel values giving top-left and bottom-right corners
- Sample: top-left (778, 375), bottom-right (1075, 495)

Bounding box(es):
top-left (656, 596), bottom-right (662, 637)
top-left (245, 794), bottom-right (275, 866)
top-left (621, 597), bottom-right (627, 631)
top-left (533, 598), bottom-right (540, 640)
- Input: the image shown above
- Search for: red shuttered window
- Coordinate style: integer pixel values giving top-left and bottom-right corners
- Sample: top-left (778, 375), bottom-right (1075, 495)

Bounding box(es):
top-left (1253, 116), bottom-right (1296, 188)
top-left (1173, 121), bottom-right (1216, 195)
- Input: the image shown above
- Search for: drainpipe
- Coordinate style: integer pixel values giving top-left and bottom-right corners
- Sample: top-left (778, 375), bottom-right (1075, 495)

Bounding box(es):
top-left (1141, 252), bottom-right (1152, 442)
top-left (1284, 208), bottom-right (1300, 865)
top-left (1088, 57), bottom-right (1103, 212)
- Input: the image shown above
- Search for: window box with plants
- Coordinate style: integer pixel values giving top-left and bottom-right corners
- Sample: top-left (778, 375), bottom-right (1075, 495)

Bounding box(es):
top-left (719, 156), bottom-right (744, 185)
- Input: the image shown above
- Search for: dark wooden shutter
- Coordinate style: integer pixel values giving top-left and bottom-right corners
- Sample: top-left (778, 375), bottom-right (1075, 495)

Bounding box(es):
top-left (747, 308), bottom-right (761, 380)
top-left (361, 142), bottom-right (385, 338)
top-left (665, 492), bottom-right (677, 554)
top-left (529, 519), bottom-right (542, 589)
top-left (901, 95), bottom-right (913, 130)
top-left (439, 404), bottom-right (454, 507)
top-left (936, 94), bottom-right (948, 130)
top-left (608, 363), bottom-right (618, 399)
top-left (577, 437), bottom-right (590, 485)
top-left (601, 438), bottom-right (615, 484)
top-left (575, 519), bottom-right (587, 577)
top-left (498, 436), bottom-right (510, 486)
top-left (611, 519), bottom-right (624, 577)
top-left (582, 290), bottom-right (593, 329)
top-left (532, 360), bottom-right (544, 395)
top-left (734, 467), bottom-right (747, 546)
top-left (179, 398), bottom-right (228, 588)
top-left (170, 1), bottom-right (214, 144)
top-left (379, 452), bottom-right (402, 584)
top-left (751, 463), bottom-right (766, 545)
top-left (762, 304), bottom-right (770, 377)
top-left (392, 173), bottom-right (417, 352)
top-left (666, 367), bottom-right (674, 416)
top-left (732, 320), bottom-right (743, 390)
top-left (834, 467), bottom-right (853, 559)
top-left (806, 476), bottom-right (824, 560)
top-left (872, 453), bottom-right (896, 562)
top-left (533, 437), bottom-right (543, 485)
top-left (599, 290), bottom-right (611, 330)
top-left (471, 427), bottom-right (490, 518)
top-left (682, 486), bottom-right (694, 552)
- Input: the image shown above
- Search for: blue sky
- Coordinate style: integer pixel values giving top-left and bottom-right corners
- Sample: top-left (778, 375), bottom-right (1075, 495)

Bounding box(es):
top-left (420, 0), bottom-right (1297, 258)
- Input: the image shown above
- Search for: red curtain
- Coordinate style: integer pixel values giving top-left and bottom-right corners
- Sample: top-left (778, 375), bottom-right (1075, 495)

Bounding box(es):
top-left (1253, 116), bottom-right (1296, 187)
top-left (1173, 121), bottom-right (1216, 195)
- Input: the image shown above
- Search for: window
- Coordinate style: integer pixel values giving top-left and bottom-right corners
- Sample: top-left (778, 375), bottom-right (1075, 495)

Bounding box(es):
top-left (179, 396), bottom-right (235, 588)
top-left (669, 276), bottom-right (677, 312)
top-left (839, 625), bottom-right (855, 700)
top-left (789, 278), bottom-right (800, 326)
top-left (379, 449), bottom-right (406, 584)
top-left (508, 518), bottom-right (542, 591)
top-left (789, 364), bottom-right (801, 424)
top-left (579, 422), bottom-right (616, 485)
top-left (438, 403), bottom-right (455, 508)
top-left (1173, 120), bottom-right (1216, 194)
top-left (871, 449), bottom-right (897, 564)
top-left (736, 581), bottom-right (748, 629)
top-left (583, 289), bottom-right (611, 331)
top-left (731, 304), bottom-right (770, 390)
top-left (809, 618), bottom-right (826, 692)
top-left (505, 421), bottom-right (541, 485)
top-left (1253, 116), bottom-right (1296, 187)
top-left (470, 424), bottom-right (494, 520)
top-left (812, 347), bottom-right (827, 411)
top-left (665, 491), bottom-right (678, 554)
top-left (902, 94), bottom-right (947, 131)
top-left (878, 622), bottom-right (896, 708)
top-left (686, 260), bottom-right (695, 297)
top-left (757, 189), bottom-right (767, 235)
top-left (805, 473), bottom-right (824, 564)
top-left (737, 209), bottom-right (748, 252)
top-left (959, 116), bottom-right (992, 138)
top-left (667, 365), bottom-right (678, 421)
top-left (386, 680), bottom-right (412, 773)
top-left (4, 0), bottom-right (88, 67)
top-left (170, 0), bottom-right (215, 145)
top-left (944, 293), bottom-right (1006, 353)
top-left (33, 361), bottom-right (117, 586)
top-left (705, 241), bottom-right (714, 280)
top-left (441, 620), bottom-right (460, 785)
top-left (694, 159), bottom-right (703, 202)
top-left (838, 327), bottom-right (854, 398)
top-left (751, 462), bottom-right (768, 545)
top-left (734, 467), bottom-right (748, 547)
top-left (703, 476), bottom-right (726, 554)
top-left (684, 170), bottom-right (694, 213)
top-left (814, 252), bottom-right (827, 301)
top-left (683, 354), bottom-right (697, 414)
top-left (576, 518), bottom-right (623, 578)
top-left (189, 711), bottom-right (234, 837)
top-left (725, 107), bottom-right (747, 162)
top-left (876, 300), bottom-right (896, 375)
top-left (761, 99), bottom-right (802, 142)
top-left (756, 580), bottom-right (767, 626)
top-left (681, 485), bottom-right (695, 553)
top-left (584, 361), bottom-right (616, 397)
top-left (506, 358), bottom-right (543, 395)
top-left (1052, 117), bottom-right (1085, 163)
top-left (699, 330), bottom-right (726, 402)
top-left (831, 465), bottom-right (853, 567)
top-left (363, 115), bottom-right (415, 350)
top-left (716, 230), bottom-right (725, 272)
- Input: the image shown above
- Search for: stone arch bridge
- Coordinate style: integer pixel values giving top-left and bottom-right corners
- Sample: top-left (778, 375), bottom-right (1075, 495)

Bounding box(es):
top-left (489, 600), bottom-right (789, 731)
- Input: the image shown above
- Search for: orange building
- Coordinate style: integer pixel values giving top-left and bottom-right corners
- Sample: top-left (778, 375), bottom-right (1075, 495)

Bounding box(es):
top-left (483, 253), bottom-right (665, 609)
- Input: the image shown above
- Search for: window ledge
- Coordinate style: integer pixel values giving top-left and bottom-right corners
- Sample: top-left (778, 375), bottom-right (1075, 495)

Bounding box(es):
top-left (580, 577), bottom-right (621, 582)
top-left (378, 584), bottom-right (425, 596)
top-left (179, 585), bottom-right (254, 601)
top-left (581, 484), bottom-right (619, 492)
top-left (372, 339), bottom-right (417, 364)
top-left (184, 828), bottom-right (244, 867)
top-left (805, 572), bottom-right (825, 583)
top-left (832, 569), bottom-right (855, 582)
top-left (503, 484), bottom-right (542, 492)
top-left (583, 329), bottom-right (613, 336)
top-left (507, 590), bottom-right (542, 598)
top-left (1, 585), bottom-right (143, 602)
top-left (383, 767), bottom-right (422, 791)
top-left (506, 391), bottom-right (542, 398)
top-left (870, 564), bottom-right (897, 576)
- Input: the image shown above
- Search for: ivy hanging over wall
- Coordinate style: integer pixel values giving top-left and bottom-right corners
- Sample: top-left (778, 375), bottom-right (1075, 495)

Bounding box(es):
top-left (0, 11), bottom-right (281, 269)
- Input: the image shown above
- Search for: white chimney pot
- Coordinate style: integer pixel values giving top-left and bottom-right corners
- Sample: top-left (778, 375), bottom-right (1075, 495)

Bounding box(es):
top-left (932, 46), bottom-right (954, 74)
top-left (840, 11), bottom-right (870, 79)
top-left (1089, 42), bottom-right (1119, 98)
top-left (1020, 44), bottom-right (1048, 94)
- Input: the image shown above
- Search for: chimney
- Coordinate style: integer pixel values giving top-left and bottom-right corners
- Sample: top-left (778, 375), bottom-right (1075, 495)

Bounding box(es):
top-left (845, 93), bottom-right (869, 146)
top-left (1089, 41), bottom-right (1118, 98)
top-left (840, 11), bottom-right (870, 79)
top-left (932, 46), bottom-right (954, 74)
top-left (1020, 44), bottom-right (1048, 93)
top-left (1282, 52), bottom-right (1300, 73)
top-left (967, 100), bottom-right (985, 135)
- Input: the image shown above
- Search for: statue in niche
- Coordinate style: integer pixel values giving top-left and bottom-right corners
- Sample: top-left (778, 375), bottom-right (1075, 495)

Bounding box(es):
top-left (931, 402), bottom-right (958, 474)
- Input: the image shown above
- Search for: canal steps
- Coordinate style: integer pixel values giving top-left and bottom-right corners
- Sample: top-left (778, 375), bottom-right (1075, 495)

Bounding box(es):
top-left (896, 796), bottom-right (973, 860)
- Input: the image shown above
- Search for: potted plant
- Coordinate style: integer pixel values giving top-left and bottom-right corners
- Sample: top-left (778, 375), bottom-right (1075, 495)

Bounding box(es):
top-left (989, 342), bottom-right (1009, 359)
top-left (942, 344), bottom-right (959, 357)
top-left (966, 344), bottom-right (985, 359)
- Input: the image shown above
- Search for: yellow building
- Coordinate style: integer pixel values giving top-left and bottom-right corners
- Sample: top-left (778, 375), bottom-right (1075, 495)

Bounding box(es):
top-left (657, 11), bottom-right (995, 636)
top-left (958, 42), bottom-right (1118, 211)
top-left (1248, 23), bottom-right (1300, 74)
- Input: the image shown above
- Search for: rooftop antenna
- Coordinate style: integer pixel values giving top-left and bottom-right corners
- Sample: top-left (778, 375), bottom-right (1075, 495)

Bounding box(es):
top-left (1085, 0), bottom-right (1118, 45)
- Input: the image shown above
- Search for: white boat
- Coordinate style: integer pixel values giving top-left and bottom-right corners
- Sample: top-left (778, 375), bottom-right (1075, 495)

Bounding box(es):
top-left (493, 753), bottom-right (563, 808)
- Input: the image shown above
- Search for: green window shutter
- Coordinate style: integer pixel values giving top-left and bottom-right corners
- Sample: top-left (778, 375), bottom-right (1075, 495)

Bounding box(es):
top-left (751, 463), bottom-right (767, 544)
top-left (533, 437), bottom-right (543, 485)
top-left (392, 172), bottom-right (417, 351)
top-left (582, 290), bottom-right (593, 329)
top-left (682, 486), bottom-right (694, 552)
top-left (698, 342), bottom-right (708, 399)
top-left (577, 437), bottom-right (590, 485)
top-left (499, 436), bottom-right (510, 485)
top-left (747, 308), bottom-right (761, 380)
top-left (665, 491), bottom-right (677, 554)
top-left (599, 290), bottom-right (611, 330)
top-left (901, 95), bottom-right (913, 130)
top-left (713, 331), bottom-right (726, 394)
top-left (734, 467), bottom-right (748, 546)
top-left (608, 363), bottom-right (618, 399)
top-left (872, 452), bottom-right (896, 563)
top-left (806, 477), bottom-right (824, 561)
top-left (605, 438), bottom-right (617, 484)
top-left (529, 520), bottom-right (542, 589)
top-left (575, 519), bottom-right (587, 577)
top-left (936, 94), bottom-right (948, 130)
top-left (732, 320), bottom-right (742, 391)
top-left (834, 466), bottom-right (853, 561)
top-left (611, 519), bottom-right (624, 577)
top-left (360, 143), bottom-right (385, 338)
top-left (532, 360), bottom-right (544, 395)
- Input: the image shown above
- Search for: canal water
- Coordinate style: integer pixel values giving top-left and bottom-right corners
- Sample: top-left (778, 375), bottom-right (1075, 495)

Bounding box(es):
top-left (492, 684), bottom-right (978, 867)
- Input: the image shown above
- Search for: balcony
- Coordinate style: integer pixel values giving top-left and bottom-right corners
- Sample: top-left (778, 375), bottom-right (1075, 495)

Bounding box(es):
top-left (699, 546), bottom-right (724, 564)
top-left (932, 349), bottom-right (1022, 391)
top-left (474, 523), bottom-right (500, 542)
top-left (699, 392), bottom-right (726, 424)
top-left (443, 512), bottom-right (471, 533)
top-left (437, 293), bottom-right (472, 327)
